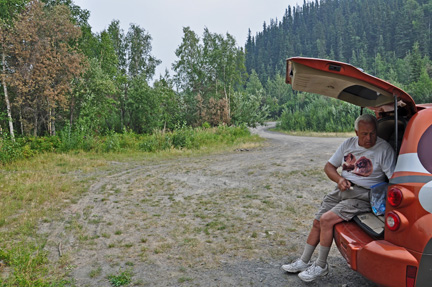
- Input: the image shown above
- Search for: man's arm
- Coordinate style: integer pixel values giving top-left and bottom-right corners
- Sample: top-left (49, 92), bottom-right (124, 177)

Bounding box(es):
top-left (324, 162), bottom-right (351, 191)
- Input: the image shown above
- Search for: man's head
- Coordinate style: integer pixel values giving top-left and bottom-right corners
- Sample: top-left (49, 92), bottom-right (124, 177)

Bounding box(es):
top-left (355, 114), bottom-right (378, 148)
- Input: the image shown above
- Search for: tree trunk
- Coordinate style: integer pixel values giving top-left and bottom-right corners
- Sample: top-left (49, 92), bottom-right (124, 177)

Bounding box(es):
top-left (19, 107), bottom-right (24, 135)
top-left (33, 107), bottom-right (38, 137)
top-left (51, 107), bottom-right (56, 136)
top-left (1, 50), bottom-right (15, 141)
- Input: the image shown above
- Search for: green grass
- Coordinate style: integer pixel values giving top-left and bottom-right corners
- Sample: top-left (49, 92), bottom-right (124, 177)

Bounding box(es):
top-left (107, 269), bottom-right (133, 287)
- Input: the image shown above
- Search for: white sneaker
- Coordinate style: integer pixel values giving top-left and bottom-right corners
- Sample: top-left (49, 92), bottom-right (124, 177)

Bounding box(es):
top-left (281, 258), bottom-right (312, 273)
top-left (298, 262), bottom-right (329, 282)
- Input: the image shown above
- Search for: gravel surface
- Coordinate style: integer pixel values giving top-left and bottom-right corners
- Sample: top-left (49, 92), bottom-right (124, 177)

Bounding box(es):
top-left (39, 123), bottom-right (376, 286)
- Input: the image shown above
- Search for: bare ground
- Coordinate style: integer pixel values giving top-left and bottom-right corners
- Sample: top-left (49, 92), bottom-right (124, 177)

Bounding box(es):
top-left (39, 123), bottom-right (376, 286)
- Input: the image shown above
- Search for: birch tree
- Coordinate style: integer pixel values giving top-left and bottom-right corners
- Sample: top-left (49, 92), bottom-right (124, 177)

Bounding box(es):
top-left (0, 0), bottom-right (26, 140)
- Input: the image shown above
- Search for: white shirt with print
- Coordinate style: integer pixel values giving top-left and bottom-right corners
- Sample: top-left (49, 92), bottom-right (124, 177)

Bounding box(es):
top-left (328, 137), bottom-right (396, 188)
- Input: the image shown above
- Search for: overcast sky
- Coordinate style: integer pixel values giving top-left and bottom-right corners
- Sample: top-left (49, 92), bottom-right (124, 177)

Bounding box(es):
top-left (73, 0), bottom-right (302, 78)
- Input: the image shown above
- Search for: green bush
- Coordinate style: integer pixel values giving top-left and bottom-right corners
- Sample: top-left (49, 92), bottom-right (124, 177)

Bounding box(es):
top-left (139, 132), bottom-right (171, 152)
top-left (103, 132), bottom-right (121, 152)
top-left (0, 138), bottom-right (23, 164)
top-left (118, 131), bottom-right (140, 149)
top-left (172, 127), bottom-right (199, 149)
top-left (27, 136), bottom-right (61, 153)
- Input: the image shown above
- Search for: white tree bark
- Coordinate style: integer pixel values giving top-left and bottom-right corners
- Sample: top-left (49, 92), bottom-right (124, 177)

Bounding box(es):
top-left (1, 50), bottom-right (15, 141)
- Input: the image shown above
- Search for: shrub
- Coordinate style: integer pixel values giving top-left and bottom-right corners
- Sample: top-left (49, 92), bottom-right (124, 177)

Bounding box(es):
top-left (18, 136), bottom-right (61, 153)
top-left (0, 138), bottom-right (23, 164)
top-left (139, 132), bottom-right (171, 152)
top-left (172, 127), bottom-right (199, 149)
top-left (103, 132), bottom-right (121, 152)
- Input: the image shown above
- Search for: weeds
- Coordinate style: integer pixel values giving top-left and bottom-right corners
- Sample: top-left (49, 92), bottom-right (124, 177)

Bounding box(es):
top-left (0, 241), bottom-right (69, 286)
top-left (107, 269), bottom-right (133, 287)
top-left (89, 266), bottom-right (102, 278)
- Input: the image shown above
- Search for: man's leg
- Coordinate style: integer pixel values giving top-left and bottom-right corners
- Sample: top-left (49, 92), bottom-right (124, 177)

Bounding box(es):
top-left (282, 219), bottom-right (320, 272)
top-left (298, 210), bottom-right (343, 282)
top-left (306, 219), bottom-right (320, 246)
top-left (319, 210), bottom-right (343, 247)
top-left (300, 219), bottom-right (321, 262)
top-left (316, 210), bottom-right (343, 266)
top-left (283, 188), bottom-right (341, 274)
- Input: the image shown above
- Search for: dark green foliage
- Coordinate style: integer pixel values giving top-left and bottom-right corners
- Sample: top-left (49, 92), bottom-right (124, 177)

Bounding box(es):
top-left (246, 0), bottom-right (432, 100)
top-left (246, 0), bottom-right (432, 133)
top-left (278, 94), bottom-right (363, 132)
top-left (0, 137), bottom-right (23, 163)
top-left (18, 136), bottom-right (61, 153)
top-left (172, 127), bottom-right (198, 149)
top-left (139, 132), bottom-right (172, 152)
top-left (0, 0), bottom-right (26, 25)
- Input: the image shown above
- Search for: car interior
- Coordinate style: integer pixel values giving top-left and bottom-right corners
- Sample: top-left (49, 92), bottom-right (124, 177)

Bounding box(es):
top-left (377, 115), bottom-right (407, 155)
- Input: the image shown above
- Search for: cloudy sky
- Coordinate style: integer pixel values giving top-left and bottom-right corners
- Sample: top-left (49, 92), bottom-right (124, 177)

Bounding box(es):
top-left (73, 0), bottom-right (302, 78)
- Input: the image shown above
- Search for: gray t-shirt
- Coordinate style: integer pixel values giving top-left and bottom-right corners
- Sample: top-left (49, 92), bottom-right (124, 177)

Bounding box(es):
top-left (329, 137), bottom-right (396, 188)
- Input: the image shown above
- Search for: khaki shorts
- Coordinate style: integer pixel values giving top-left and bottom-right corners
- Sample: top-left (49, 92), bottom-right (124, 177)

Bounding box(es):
top-left (315, 185), bottom-right (371, 221)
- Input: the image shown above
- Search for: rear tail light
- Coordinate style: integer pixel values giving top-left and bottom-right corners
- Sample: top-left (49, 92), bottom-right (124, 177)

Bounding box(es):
top-left (386, 212), bottom-right (401, 231)
top-left (388, 187), bottom-right (403, 207)
top-left (406, 265), bottom-right (417, 287)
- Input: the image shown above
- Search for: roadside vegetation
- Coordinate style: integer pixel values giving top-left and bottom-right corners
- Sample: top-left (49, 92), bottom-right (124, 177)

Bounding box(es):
top-left (0, 124), bottom-right (255, 165)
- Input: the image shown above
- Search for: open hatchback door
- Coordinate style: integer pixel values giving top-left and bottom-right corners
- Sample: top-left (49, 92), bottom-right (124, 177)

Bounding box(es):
top-left (286, 57), bottom-right (432, 287)
top-left (286, 57), bottom-right (416, 117)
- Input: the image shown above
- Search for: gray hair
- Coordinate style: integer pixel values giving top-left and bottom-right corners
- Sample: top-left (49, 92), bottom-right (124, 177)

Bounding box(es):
top-left (354, 114), bottom-right (377, 131)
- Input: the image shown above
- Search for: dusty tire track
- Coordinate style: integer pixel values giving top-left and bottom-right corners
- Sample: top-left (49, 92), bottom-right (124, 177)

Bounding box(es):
top-left (39, 123), bottom-right (376, 286)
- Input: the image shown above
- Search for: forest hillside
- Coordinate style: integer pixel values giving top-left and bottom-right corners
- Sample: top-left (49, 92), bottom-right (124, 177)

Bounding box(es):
top-left (246, 0), bottom-right (432, 131)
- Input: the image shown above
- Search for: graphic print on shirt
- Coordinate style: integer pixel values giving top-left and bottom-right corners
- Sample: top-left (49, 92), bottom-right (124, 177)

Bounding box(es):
top-left (343, 153), bottom-right (373, 177)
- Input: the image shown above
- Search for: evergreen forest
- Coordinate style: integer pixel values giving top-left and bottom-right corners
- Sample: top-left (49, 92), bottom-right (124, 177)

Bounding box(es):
top-left (1, 0), bottom-right (432, 161)
top-left (246, 0), bottom-right (432, 131)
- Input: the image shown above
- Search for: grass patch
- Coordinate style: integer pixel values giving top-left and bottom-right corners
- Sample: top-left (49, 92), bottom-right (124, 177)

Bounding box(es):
top-left (107, 269), bottom-right (133, 287)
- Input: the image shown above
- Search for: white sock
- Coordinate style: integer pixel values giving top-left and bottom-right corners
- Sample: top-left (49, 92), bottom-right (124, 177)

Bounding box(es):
top-left (316, 245), bottom-right (331, 268)
top-left (300, 243), bottom-right (316, 263)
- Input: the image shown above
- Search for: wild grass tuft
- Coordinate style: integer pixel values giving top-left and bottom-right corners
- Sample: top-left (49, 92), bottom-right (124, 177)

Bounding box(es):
top-left (107, 269), bottom-right (133, 287)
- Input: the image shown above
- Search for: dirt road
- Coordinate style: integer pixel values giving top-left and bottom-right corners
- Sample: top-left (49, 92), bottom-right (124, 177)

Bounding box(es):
top-left (40, 123), bottom-right (376, 286)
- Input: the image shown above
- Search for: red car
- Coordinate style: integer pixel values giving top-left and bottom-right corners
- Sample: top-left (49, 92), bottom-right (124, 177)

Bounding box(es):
top-left (286, 57), bottom-right (432, 287)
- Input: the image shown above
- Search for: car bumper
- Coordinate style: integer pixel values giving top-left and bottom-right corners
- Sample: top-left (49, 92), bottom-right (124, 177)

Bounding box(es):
top-left (334, 222), bottom-right (418, 287)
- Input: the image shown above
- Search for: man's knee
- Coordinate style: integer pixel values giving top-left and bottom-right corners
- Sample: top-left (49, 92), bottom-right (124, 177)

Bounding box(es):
top-left (320, 211), bottom-right (342, 228)
top-left (312, 219), bottom-right (321, 231)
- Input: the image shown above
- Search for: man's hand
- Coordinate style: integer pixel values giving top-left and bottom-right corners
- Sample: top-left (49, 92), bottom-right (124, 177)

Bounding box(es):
top-left (337, 177), bottom-right (352, 191)
top-left (325, 162), bottom-right (353, 191)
